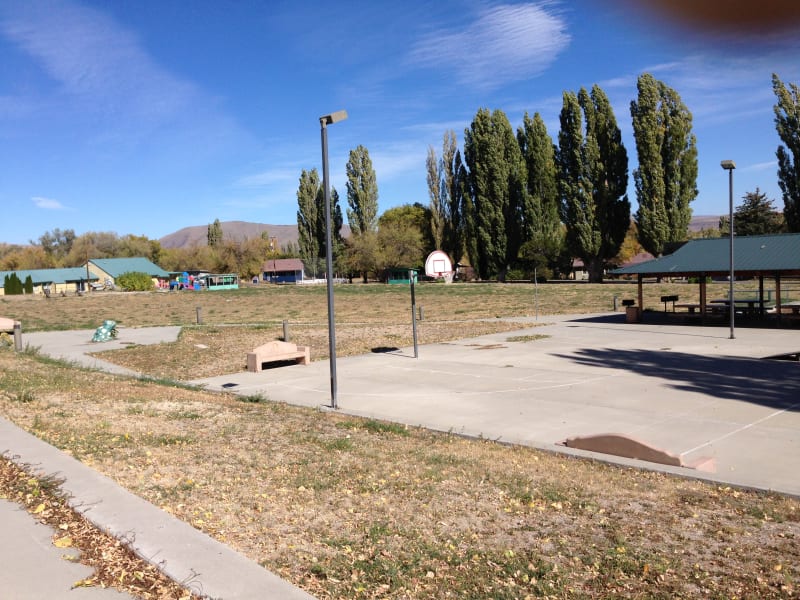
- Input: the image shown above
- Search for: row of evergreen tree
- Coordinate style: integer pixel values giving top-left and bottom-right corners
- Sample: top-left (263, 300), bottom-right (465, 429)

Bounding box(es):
top-left (295, 72), bottom-right (799, 283)
top-left (428, 73), bottom-right (798, 282)
top-left (3, 273), bottom-right (33, 295)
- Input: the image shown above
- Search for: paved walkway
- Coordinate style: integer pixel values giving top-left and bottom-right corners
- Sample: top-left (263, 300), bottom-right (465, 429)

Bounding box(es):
top-left (4, 313), bottom-right (799, 598)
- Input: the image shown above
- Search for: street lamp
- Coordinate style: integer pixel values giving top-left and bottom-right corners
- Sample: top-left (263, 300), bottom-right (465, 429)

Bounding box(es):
top-left (721, 159), bottom-right (736, 339)
top-left (320, 110), bottom-right (348, 408)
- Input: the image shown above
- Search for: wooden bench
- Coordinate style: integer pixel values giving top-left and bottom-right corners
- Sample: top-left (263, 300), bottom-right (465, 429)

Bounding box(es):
top-left (246, 340), bottom-right (310, 372)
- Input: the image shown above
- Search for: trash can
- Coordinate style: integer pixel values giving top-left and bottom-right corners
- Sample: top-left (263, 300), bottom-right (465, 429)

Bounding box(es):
top-left (625, 306), bottom-right (641, 324)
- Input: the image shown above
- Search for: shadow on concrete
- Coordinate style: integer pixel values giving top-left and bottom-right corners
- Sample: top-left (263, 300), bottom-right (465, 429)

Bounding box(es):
top-left (566, 312), bottom-right (800, 330)
top-left (556, 347), bottom-right (800, 411)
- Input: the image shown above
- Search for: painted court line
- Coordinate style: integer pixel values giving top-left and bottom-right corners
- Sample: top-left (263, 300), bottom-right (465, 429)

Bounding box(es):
top-left (680, 403), bottom-right (800, 456)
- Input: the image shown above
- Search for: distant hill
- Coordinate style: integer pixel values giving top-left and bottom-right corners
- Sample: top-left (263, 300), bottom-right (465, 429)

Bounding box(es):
top-left (158, 217), bottom-right (720, 250)
top-left (688, 215), bottom-right (720, 232)
top-left (159, 221), bottom-right (301, 250)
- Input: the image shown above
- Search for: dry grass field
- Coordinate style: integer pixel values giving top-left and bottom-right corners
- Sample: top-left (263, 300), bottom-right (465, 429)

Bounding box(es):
top-left (1, 282), bottom-right (798, 599)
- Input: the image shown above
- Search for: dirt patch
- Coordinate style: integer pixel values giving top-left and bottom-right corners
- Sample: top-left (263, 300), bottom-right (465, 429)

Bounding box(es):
top-left (89, 320), bottom-right (533, 380)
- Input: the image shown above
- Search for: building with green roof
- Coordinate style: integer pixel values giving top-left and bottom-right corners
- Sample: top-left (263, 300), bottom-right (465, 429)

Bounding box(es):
top-left (0, 267), bottom-right (96, 296)
top-left (86, 257), bottom-right (171, 290)
top-left (1, 257), bottom-right (171, 296)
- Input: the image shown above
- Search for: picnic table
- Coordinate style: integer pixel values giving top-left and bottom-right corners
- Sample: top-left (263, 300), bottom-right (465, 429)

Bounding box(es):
top-left (675, 303), bottom-right (701, 314)
top-left (710, 298), bottom-right (763, 315)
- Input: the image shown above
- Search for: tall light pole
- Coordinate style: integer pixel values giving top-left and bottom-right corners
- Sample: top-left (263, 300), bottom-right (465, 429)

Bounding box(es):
top-left (320, 110), bottom-right (348, 408)
top-left (721, 159), bottom-right (736, 339)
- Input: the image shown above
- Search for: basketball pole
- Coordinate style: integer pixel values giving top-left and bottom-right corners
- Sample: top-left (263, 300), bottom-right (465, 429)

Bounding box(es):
top-left (409, 269), bottom-right (419, 358)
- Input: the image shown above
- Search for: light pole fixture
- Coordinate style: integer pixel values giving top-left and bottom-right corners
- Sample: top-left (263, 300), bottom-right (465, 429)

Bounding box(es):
top-left (320, 110), bottom-right (348, 408)
top-left (721, 159), bottom-right (736, 339)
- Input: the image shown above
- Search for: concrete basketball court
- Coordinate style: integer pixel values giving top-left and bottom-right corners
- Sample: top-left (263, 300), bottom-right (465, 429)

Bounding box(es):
top-left (190, 313), bottom-right (800, 497)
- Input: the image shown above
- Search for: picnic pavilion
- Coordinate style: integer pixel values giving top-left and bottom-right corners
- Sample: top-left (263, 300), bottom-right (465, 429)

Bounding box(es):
top-left (610, 233), bottom-right (800, 326)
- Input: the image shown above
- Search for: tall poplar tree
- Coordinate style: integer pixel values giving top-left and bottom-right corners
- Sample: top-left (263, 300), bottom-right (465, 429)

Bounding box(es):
top-left (464, 108), bottom-right (527, 280)
top-left (296, 169), bottom-right (323, 270)
top-left (346, 145), bottom-right (379, 235)
top-left (556, 86), bottom-right (629, 282)
top-left (517, 112), bottom-right (562, 267)
top-left (207, 219), bottom-right (223, 247)
top-left (427, 130), bottom-right (467, 265)
top-left (296, 168), bottom-right (343, 276)
top-left (426, 144), bottom-right (445, 249)
top-left (772, 73), bottom-right (800, 232)
top-left (631, 73), bottom-right (698, 255)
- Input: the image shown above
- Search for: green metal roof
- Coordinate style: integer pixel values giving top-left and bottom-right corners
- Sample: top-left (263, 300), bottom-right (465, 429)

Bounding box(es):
top-left (611, 233), bottom-right (800, 277)
top-left (89, 257), bottom-right (170, 278)
top-left (0, 267), bottom-right (96, 287)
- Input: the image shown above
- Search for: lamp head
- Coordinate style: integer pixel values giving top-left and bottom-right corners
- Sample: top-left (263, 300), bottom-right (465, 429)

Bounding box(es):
top-left (320, 110), bottom-right (348, 126)
top-left (720, 159), bottom-right (736, 170)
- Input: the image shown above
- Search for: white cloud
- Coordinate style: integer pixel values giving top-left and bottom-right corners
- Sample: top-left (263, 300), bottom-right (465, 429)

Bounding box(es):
top-left (32, 196), bottom-right (67, 210)
top-left (371, 149), bottom-right (424, 183)
top-left (408, 2), bottom-right (570, 90)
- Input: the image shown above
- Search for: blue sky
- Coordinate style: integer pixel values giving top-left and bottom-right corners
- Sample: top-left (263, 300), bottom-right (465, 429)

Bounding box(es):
top-left (1, 0), bottom-right (799, 246)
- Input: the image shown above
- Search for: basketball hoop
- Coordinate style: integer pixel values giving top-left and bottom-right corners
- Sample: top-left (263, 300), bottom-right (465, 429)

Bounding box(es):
top-left (425, 251), bottom-right (454, 283)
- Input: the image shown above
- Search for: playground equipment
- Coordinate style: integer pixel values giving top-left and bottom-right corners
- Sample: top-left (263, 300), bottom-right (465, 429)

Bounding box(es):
top-left (91, 320), bottom-right (118, 342)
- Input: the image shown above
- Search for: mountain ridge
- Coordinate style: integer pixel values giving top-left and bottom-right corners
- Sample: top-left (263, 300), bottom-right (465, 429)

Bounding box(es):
top-left (158, 216), bottom-right (720, 250)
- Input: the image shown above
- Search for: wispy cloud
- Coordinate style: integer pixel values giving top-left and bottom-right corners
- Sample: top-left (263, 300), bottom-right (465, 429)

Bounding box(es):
top-left (408, 2), bottom-right (570, 90)
top-left (743, 160), bottom-right (777, 172)
top-left (636, 52), bottom-right (800, 127)
top-left (369, 143), bottom-right (426, 183)
top-left (32, 196), bottom-right (67, 210)
top-left (0, 0), bottom-right (194, 125)
top-left (235, 167), bottom-right (301, 189)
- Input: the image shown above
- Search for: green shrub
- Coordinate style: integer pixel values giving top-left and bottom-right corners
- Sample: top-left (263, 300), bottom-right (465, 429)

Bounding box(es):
top-left (115, 271), bottom-right (155, 291)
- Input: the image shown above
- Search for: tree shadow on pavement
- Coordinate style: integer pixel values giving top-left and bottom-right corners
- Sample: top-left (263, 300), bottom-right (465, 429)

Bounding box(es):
top-left (556, 347), bottom-right (800, 411)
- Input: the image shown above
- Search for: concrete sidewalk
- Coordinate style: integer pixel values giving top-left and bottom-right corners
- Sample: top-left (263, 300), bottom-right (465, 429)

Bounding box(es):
top-left (21, 326), bottom-right (184, 376)
top-left (191, 313), bottom-right (800, 497)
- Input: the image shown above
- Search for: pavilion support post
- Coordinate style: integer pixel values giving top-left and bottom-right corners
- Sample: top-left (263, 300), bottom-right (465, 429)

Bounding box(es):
top-left (758, 275), bottom-right (765, 315)
top-left (699, 277), bottom-right (707, 321)
top-left (637, 274), bottom-right (644, 312)
top-left (775, 274), bottom-right (783, 327)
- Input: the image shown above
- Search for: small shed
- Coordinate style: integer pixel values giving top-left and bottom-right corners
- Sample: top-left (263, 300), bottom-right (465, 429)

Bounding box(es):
top-left (262, 258), bottom-right (305, 283)
top-left (387, 268), bottom-right (418, 284)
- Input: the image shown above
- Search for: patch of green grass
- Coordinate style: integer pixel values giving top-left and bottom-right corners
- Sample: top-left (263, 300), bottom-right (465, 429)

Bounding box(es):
top-left (135, 376), bottom-right (201, 391)
top-left (142, 433), bottom-right (194, 447)
top-left (167, 410), bottom-right (203, 420)
top-left (338, 418), bottom-right (409, 436)
top-left (325, 437), bottom-right (353, 452)
top-left (239, 393), bottom-right (267, 403)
